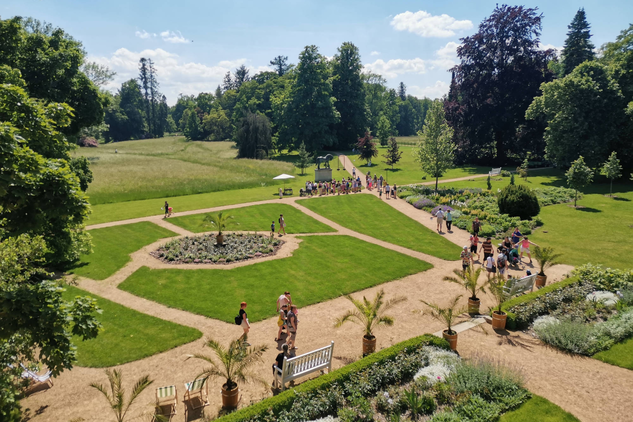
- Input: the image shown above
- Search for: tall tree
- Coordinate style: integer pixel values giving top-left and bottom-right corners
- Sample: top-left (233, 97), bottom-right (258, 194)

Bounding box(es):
top-left (526, 62), bottom-right (625, 167)
top-left (82, 61), bottom-right (116, 87)
top-left (376, 114), bottom-right (391, 146)
top-left (566, 156), bottom-right (594, 208)
top-left (562, 8), bottom-right (595, 76)
top-left (148, 59), bottom-right (160, 137)
top-left (138, 58), bottom-right (152, 136)
top-left (105, 79), bottom-right (146, 141)
top-left (600, 151), bottom-right (622, 197)
top-left (294, 141), bottom-right (312, 175)
top-left (356, 132), bottom-right (378, 165)
top-left (397, 82), bottom-right (407, 100)
top-left (415, 101), bottom-right (456, 192)
top-left (270, 55), bottom-right (290, 76)
top-left (233, 65), bottom-right (250, 90)
top-left (445, 5), bottom-right (554, 164)
top-left (362, 72), bottom-right (388, 134)
top-left (383, 137), bottom-right (402, 170)
top-left (332, 42), bottom-right (366, 149)
top-left (278, 45), bottom-right (338, 153)
top-left (235, 112), bottom-right (273, 159)
top-left (183, 109), bottom-right (202, 140)
top-left (222, 71), bottom-right (234, 92)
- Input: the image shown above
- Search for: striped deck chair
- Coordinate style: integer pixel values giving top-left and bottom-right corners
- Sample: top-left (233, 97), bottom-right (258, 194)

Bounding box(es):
top-left (20, 363), bottom-right (53, 389)
top-left (183, 378), bottom-right (209, 414)
top-left (155, 385), bottom-right (177, 417)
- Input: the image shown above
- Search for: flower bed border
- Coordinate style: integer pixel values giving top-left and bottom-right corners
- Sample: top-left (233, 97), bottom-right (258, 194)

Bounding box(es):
top-left (215, 334), bottom-right (450, 422)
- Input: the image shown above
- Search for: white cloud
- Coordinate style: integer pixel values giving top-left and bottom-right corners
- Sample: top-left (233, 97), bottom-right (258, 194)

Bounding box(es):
top-left (391, 11), bottom-right (473, 38)
top-left (409, 81), bottom-right (450, 99)
top-left (538, 43), bottom-right (562, 56)
top-left (363, 58), bottom-right (426, 79)
top-left (370, 51), bottom-right (380, 56)
top-left (160, 30), bottom-right (189, 44)
top-left (89, 48), bottom-right (262, 105)
top-left (430, 41), bottom-right (460, 70)
top-left (135, 30), bottom-right (156, 39)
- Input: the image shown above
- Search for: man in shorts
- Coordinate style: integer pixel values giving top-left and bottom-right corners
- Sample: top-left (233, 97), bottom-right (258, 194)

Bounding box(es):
top-left (436, 208), bottom-right (444, 232)
top-left (278, 214), bottom-right (286, 236)
top-left (286, 305), bottom-right (299, 350)
top-left (460, 246), bottom-right (473, 273)
top-left (471, 217), bottom-right (481, 235)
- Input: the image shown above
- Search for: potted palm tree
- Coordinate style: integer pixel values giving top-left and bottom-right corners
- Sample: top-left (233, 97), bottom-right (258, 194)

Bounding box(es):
top-left (421, 295), bottom-right (467, 350)
top-left (187, 338), bottom-right (267, 409)
top-left (90, 369), bottom-right (153, 422)
top-left (533, 246), bottom-right (561, 288)
top-left (443, 267), bottom-right (486, 315)
top-left (203, 212), bottom-right (235, 246)
top-left (487, 274), bottom-right (510, 330)
top-left (335, 289), bottom-right (407, 355)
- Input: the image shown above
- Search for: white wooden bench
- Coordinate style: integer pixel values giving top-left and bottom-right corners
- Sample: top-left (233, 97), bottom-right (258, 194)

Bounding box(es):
top-left (503, 274), bottom-right (537, 298)
top-left (489, 167), bottom-right (502, 176)
top-left (274, 341), bottom-right (334, 390)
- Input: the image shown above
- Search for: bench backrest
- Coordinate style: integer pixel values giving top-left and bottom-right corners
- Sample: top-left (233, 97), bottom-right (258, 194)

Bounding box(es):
top-left (489, 167), bottom-right (502, 175)
top-left (185, 378), bottom-right (206, 393)
top-left (283, 341), bottom-right (334, 378)
top-left (504, 274), bottom-right (537, 297)
top-left (156, 385), bottom-right (176, 401)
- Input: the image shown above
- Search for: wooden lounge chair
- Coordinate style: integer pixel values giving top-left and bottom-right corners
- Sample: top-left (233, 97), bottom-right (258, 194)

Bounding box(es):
top-left (183, 378), bottom-right (209, 417)
top-left (20, 363), bottom-right (53, 389)
top-left (155, 385), bottom-right (177, 418)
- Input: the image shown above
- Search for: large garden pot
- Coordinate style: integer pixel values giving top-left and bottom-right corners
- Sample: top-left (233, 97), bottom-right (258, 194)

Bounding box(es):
top-left (216, 234), bottom-right (224, 246)
top-left (536, 274), bottom-right (547, 288)
top-left (467, 297), bottom-right (481, 315)
top-left (443, 330), bottom-right (458, 350)
top-left (491, 311), bottom-right (507, 330)
top-left (362, 335), bottom-right (376, 355)
top-left (221, 384), bottom-right (239, 409)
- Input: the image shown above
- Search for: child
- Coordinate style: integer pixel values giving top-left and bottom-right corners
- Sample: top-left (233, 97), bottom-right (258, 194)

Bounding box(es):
top-left (470, 234), bottom-right (480, 261)
top-left (270, 221), bottom-right (275, 238)
top-left (378, 186), bottom-right (383, 200)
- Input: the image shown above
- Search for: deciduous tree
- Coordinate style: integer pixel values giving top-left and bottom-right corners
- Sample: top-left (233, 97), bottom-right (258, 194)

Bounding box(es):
top-left (357, 132), bottom-right (378, 165)
top-left (600, 151), bottom-right (622, 197)
top-left (415, 101), bottom-right (455, 192)
top-left (566, 156), bottom-right (594, 208)
top-left (235, 112), bottom-right (273, 159)
top-left (376, 114), bottom-right (391, 146)
top-left (332, 42), bottom-right (366, 149)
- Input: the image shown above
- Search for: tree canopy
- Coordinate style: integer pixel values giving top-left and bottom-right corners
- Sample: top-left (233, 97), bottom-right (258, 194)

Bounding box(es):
top-left (562, 8), bottom-right (595, 76)
top-left (332, 42), bottom-right (366, 149)
top-left (415, 101), bottom-right (455, 192)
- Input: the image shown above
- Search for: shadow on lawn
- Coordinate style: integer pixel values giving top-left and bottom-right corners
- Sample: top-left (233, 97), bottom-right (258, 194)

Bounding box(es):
top-left (575, 207), bottom-right (602, 213)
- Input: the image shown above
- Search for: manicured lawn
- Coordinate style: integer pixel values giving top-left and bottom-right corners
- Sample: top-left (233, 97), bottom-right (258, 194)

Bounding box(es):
top-left (500, 395), bottom-right (580, 422)
top-left (168, 203), bottom-right (335, 234)
top-left (439, 170), bottom-right (633, 269)
top-left (62, 285), bottom-right (201, 367)
top-left (119, 235), bottom-right (432, 323)
top-left (593, 336), bottom-right (633, 370)
top-left (297, 194), bottom-right (462, 261)
top-left (70, 222), bottom-right (177, 280)
top-left (76, 137), bottom-right (304, 205)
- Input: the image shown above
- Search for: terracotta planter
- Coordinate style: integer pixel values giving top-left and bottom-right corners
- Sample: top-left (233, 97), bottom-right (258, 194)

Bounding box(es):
top-left (362, 335), bottom-right (376, 355)
top-left (467, 297), bottom-right (481, 315)
top-left (221, 384), bottom-right (239, 409)
top-left (536, 274), bottom-right (547, 288)
top-left (443, 330), bottom-right (458, 350)
top-left (216, 234), bottom-right (224, 246)
top-left (491, 311), bottom-right (507, 330)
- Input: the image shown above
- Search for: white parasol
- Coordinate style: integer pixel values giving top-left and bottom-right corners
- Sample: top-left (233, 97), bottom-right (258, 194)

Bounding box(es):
top-left (273, 173), bottom-right (295, 190)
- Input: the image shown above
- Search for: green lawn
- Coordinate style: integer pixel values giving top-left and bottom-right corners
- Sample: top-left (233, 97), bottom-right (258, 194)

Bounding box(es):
top-left (500, 395), bottom-right (580, 422)
top-left (168, 203), bottom-right (335, 234)
top-left (297, 194), bottom-right (462, 261)
top-left (118, 235), bottom-right (432, 323)
top-left (76, 137), bottom-right (305, 205)
top-left (62, 285), bottom-right (201, 367)
top-left (593, 336), bottom-right (633, 370)
top-left (70, 222), bottom-right (177, 280)
top-left (439, 170), bottom-right (633, 269)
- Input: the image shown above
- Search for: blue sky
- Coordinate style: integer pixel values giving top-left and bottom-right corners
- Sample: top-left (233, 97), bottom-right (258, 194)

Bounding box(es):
top-left (3, 0), bottom-right (632, 104)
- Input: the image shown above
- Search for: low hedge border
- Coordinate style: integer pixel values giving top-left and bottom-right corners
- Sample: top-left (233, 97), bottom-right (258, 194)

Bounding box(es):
top-left (501, 276), bottom-right (580, 330)
top-left (215, 334), bottom-right (450, 422)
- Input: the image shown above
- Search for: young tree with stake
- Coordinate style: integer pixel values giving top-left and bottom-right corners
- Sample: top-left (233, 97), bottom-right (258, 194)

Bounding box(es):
top-left (600, 151), bottom-right (622, 197)
top-left (566, 156), bottom-right (594, 208)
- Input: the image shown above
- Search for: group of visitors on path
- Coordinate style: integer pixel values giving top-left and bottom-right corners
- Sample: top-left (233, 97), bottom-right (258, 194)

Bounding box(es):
top-left (434, 208), bottom-right (453, 233)
top-left (302, 178), bottom-right (362, 197)
top-left (366, 171), bottom-right (397, 200)
top-left (271, 214), bottom-right (286, 237)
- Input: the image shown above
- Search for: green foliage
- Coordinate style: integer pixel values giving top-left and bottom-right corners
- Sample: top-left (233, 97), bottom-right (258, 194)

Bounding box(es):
top-left (400, 386), bottom-right (436, 419)
top-left (486, 175), bottom-right (492, 190)
top-left (203, 211), bottom-right (235, 236)
top-left (443, 267), bottom-right (486, 301)
top-left (90, 369), bottom-right (153, 422)
top-left (573, 264), bottom-right (633, 291)
top-left (421, 295), bottom-right (467, 334)
top-left (516, 159), bottom-right (529, 180)
top-left (510, 173), bottom-right (515, 185)
top-left (294, 141), bottom-right (312, 174)
top-left (488, 275), bottom-right (511, 313)
top-left (561, 8), bottom-right (596, 76)
top-left (332, 42), bottom-right (366, 149)
top-left (565, 155), bottom-right (594, 207)
top-left (383, 137), bottom-right (403, 170)
top-left (203, 108), bottom-right (232, 141)
top-left (414, 101), bottom-right (455, 191)
top-left (533, 246), bottom-right (562, 276)
top-left (69, 156), bottom-right (94, 191)
top-left (497, 184), bottom-right (540, 220)
top-left (593, 336), bottom-right (633, 370)
top-left (357, 131), bottom-right (378, 164)
top-left (184, 109), bottom-right (203, 140)
top-left (335, 289), bottom-right (407, 339)
top-left (235, 111), bottom-right (273, 159)
top-left (479, 225), bottom-right (496, 238)
top-left (377, 114), bottom-right (391, 146)
top-left (600, 151), bottom-right (623, 196)
top-left (499, 395), bottom-right (581, 422)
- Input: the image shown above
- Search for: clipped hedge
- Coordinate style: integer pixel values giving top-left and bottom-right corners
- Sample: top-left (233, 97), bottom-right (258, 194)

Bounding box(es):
top-left (215, 335), bottom-right (450, 422)
top-left (500, 277), bottom-right (580, 330)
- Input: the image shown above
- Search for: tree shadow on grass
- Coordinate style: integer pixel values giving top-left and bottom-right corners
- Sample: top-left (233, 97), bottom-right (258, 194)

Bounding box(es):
top-left (612, 196), bottom-right (631, 202)
top-left (575, 207), bottom-right (602, 213)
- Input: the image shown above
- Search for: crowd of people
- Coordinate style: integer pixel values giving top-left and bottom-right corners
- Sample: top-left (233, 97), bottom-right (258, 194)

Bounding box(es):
top-left (300, 177), bottom-right (362, 196)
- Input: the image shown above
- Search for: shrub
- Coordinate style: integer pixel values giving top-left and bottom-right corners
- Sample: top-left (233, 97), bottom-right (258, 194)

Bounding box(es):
top-left (478, 225), bottom-right (496, 238)
top-left (534, 319), bottom-right (596, 355)
top-left (398, 191), bottom-right (414, 200)
top-left (501, 170), bottom-right (511, 177)
top-left (78, 136), bottom-right (99, 147)
top-left (414, 198), bottom-right (436, 209)
top-left (573, 264), bottom-right (633, 291)
top-left (497, 185), bottom-right (540, 220)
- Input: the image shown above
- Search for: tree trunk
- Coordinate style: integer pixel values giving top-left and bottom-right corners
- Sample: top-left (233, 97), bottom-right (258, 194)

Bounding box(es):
top-left (574, 189), bottom-right (578, 208)
top-left (610, 179), bottom-right (613, 197)
top-left (494, 130), bottom-right (506, 165)
top-left (435, 176), bottom-right (439, 193)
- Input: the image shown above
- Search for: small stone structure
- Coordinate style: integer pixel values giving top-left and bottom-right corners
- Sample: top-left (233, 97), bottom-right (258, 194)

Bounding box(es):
top-left (314, 168), bottom-right (333, 182)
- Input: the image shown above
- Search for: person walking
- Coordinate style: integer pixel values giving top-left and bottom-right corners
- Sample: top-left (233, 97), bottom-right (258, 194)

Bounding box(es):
top-left (286, 305), bottom-right (299, 350)
top-left (164, 201), bottom-right (170, 219)
top-left (279, 187), bottom-right (283, 200)
top-left (469, 234), bottom-right (480, 261)
top-left (278, 214), bottom-right (286, 236)
top-left (270, 221), bottom-right (275, 239)
top-left (277, 291), bottom-right (292, 311)
top-left (445, 210), bottom-right (453, 231)
top-left (460, 246), bottom-right (473, 273)
top-left (275, 304), bottom-right (288, 342)
top-left (392, 184), bottom-right (397, 198)
top-left (471, 217), bottom-right (481, 236)
top-left (497, 253), bottom-right (508, 280)
top-left (239, 302), bottom-right (250, 346)
top-left (352, 167), bottom-right (356, 178)
top-left (436, 208), bottom-right (444, 233)
top-left (385, 183), bottom-right (390, 200)
top-left (480, 237), bottom-right (494, 262)
top-left (519, 236), bottom-right (537, 264)
top-left (485, 254), bottom-right (496, 280)
top-left (378, 186), bottom-right (383, 200)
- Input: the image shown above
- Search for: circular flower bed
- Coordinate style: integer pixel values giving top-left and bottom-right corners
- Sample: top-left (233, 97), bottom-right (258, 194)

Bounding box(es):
top-left (151, 233), bottom-right (283, 265)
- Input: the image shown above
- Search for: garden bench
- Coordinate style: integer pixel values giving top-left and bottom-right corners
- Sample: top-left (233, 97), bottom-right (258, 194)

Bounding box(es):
top-left (284, 188), bottom-right (294, 195)
top-left (503, 274), bottom-right (537, 298)
top-left (274, 341), bottom-right (334, 391)
top-left (489, 167), bottom-right (502, 176)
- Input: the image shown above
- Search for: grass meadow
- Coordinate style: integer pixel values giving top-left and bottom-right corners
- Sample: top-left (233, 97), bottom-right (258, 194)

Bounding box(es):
top-left (298, 194), bottom-right (463, 261)
top-left (76, 137), bottom-right (304, 205)
top-left (499, 395), bottom-right (580, 422)
top-left (70, 222), bottom-right (177, 280)
top-left (118, 235), bottom-right (432, 323)
top-left (168, 203), bottom-right (335, 234)
top-left (62, 285), bottom-right (201, 367)
top-left (593, 336), bottom-right (633, 370)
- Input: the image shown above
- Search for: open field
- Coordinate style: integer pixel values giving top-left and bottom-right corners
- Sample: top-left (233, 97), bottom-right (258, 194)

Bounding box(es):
top-left (500, 395), bottom-right (580, 422)
top-left (62, 285), bottom-right (201, 367)
top-left (438, 170), bottom-right (633, 269)
top-left (593, 336), bottom-right (633, 370)
top-left (298, 194), bottom-right (463, 260)
top-left (118, 235), bottom-right (432, 322)
top-left (70, 222), bottom-right (177, 280)
top-left (75, 137), bottom-right (302, 205)
top-left (168, 203), bottom-right (335, 234)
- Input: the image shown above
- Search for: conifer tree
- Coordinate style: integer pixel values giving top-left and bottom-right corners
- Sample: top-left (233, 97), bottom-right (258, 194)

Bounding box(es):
top-left (397, 82), bottom-right (407, 100)
top-left (562, 8), bottom-right (595, 75)
top-left (382, 137), bottom-right (402, 170)
top-left (294, 141), bottom-right (312, 175)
